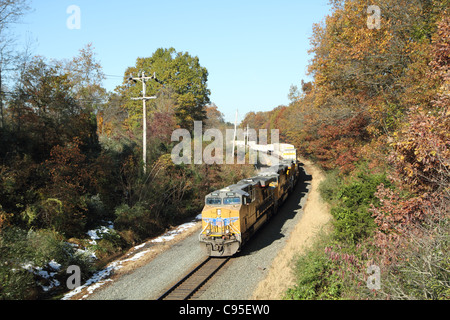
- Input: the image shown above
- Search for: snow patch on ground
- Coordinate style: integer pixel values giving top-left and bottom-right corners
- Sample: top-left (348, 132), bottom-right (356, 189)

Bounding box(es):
top-left (21, 222), bottom-right (115, 294)
top-left (62, 217), bottom-right (200, 300)
top-left (149, 221), bottom-right (197, 243)
top-left (22, 259), bottom-right (62, 292)
top-left (86, 221), bottom-right (115, 244)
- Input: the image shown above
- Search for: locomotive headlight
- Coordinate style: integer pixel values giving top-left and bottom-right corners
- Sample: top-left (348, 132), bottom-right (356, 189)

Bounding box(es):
top-left (217, 209), bottom-right (221, 216)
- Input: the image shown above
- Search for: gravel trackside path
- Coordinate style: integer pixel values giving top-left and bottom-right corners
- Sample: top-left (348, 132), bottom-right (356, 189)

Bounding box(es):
top-left (85, 159), bottom-right (329, 300)
top-left (251, 157), bottom-right (332, 299)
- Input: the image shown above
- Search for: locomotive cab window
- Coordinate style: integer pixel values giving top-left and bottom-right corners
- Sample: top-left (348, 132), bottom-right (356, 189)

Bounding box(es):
top-left (223, 197), bottom-right (241, 205)
top-left (206, 198), bottom-right (222, 205)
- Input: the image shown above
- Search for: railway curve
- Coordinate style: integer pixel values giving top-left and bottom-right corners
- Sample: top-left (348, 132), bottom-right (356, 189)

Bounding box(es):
top-left (84, 158), bottom-right (327, 300)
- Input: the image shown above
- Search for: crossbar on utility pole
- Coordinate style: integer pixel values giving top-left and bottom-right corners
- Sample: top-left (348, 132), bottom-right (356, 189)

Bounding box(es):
top-left (129, 71), bottom-right (158, 173)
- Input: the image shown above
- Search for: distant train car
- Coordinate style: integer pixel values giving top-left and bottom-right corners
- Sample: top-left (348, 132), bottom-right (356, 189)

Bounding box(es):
top-left (199, 160), bottom-right (301, 257)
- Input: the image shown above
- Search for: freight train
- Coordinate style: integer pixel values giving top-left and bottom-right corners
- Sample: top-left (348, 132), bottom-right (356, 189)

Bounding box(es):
top-left (199, 159), bottom-right (301, 257)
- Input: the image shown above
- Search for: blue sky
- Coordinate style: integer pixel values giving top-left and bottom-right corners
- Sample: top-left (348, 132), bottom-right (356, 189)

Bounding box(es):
top-left (13, 0), bottom-right (331, 123)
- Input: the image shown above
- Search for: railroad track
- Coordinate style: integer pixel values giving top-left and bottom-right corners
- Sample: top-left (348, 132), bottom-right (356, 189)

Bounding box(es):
top-left (157, 256), bottom-right (230, 300)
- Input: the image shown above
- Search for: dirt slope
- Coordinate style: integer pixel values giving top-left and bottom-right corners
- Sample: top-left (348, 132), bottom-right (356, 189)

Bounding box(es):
top-left (251, 157), bottom-right (332, 300)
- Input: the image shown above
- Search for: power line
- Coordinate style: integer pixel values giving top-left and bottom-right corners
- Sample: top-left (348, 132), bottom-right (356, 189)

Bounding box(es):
top-left (104, 74), bottom-right (124, 78)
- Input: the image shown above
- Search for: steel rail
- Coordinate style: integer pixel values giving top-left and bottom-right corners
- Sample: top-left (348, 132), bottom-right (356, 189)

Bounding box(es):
top-left (157, 256), bottom-right (230, 300)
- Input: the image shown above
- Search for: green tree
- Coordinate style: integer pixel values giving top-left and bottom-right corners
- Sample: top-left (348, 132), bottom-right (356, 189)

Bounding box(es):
top-left (119, 47), bottom-right (210, 131)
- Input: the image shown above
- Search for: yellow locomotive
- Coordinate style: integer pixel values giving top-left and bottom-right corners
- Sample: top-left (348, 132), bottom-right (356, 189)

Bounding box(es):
top-left (199, 160), bottom-right (300, 256)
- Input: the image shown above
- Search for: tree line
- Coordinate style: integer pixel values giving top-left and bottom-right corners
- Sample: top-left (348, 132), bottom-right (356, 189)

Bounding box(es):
top-left (0, 1), bottom-right (253, 299)
top-left (240, 0), bottom-right (449, 299)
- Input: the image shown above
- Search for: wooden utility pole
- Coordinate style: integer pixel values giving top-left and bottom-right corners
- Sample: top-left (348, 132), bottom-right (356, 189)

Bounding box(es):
top-left (128, 71), bottom-right (160, 173)
top-left (232, 109), bottom-right (238, 154)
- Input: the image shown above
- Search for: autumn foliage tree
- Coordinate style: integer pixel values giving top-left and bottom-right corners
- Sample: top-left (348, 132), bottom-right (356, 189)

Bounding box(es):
top-left (371, 12), bottom-right (449, 261)
top-left (271, 0), bottom-right (447, 174)
top-left (250, 0), bottom-right (450, 300)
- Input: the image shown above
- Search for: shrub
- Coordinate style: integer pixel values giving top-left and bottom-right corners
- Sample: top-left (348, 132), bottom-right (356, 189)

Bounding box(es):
top-left (319, 169), bottom-right (341, 203)
top-left (370, 183), bottom-right (450, 299)
top-left (328, 169), bottom-right (390, 244)
top-left (374, 206), bottom-right (450, 300)
top-left (285, 251), bottom-right (345, 300)
top-left (0, 227), bottom-right (95, 299)
top-left (284, 233), bottom-right (347, 300)
top-left (114, 203), bottom-right (163, 243)
top-left (0, 227), bottom-right (37, 299)
top-left (87, 225), bottom-right (125, 262)
top-left (85, 194), bottom-right (109, 229)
